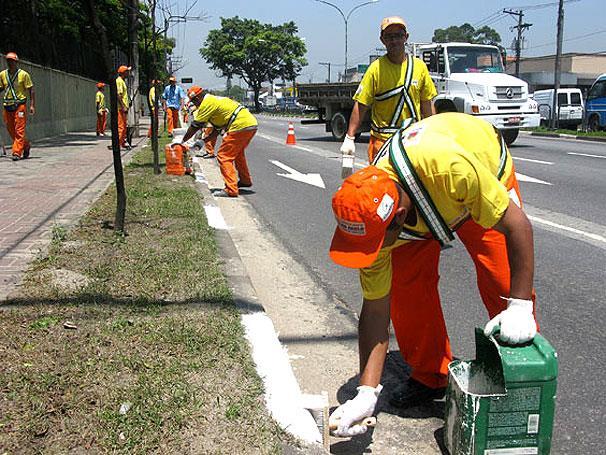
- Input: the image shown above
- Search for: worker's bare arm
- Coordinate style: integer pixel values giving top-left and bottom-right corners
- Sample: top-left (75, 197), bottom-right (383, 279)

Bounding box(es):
top-left (181, 124), bottom-right (200, 143)
top-left (493, 200), bottom-right (534, 300)
top-left (420, 99), bottom-right (434, 118)
top-left (358, 294), bottom-right (391, 387)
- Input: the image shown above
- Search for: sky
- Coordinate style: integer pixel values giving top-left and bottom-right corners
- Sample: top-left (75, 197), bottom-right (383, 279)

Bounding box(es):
top-left (161, 0), bottom-right (605, 90)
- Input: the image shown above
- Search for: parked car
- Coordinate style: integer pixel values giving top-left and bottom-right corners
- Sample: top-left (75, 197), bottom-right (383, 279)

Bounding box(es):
top-left (585, 74), bottom-right (606, 131)
top-left (533, 88), bottom-right (584, 129)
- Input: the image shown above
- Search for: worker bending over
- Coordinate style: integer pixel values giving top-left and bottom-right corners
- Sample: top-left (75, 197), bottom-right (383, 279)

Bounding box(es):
top-left (329, 113), bottom-right (538, 437)
top-left (181, 86), bottom-right (257, 197)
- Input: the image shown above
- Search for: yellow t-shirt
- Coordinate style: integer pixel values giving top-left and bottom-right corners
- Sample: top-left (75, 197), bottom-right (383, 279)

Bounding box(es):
top-left (360, 113), bottom-right (513, 300)
top-left (354, 55), bottom-right (437, 141)
top-left (193, 94), bottom-right (257, 132)
top-left (96, 90), bottom-right (105, 110)
top-left (0, 69), bottom-right (33, 105)
top-left (116, 75), bottom-right (129, 108)
top-left (148, 86), bottom-right (156, 111)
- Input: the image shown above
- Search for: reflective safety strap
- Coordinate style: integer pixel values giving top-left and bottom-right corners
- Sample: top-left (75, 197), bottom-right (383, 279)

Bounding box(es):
top-left (388, 129), bottom-right (455, 246)
top-left (374, 55), bottom-right (418, 132)
top-left (397, 228), bottom-right (431, 241)
top-left (225, 105), bottom-right (244, 130)
top-left (495, 127), bottom-right (509, 180)
top-left (3, 69), bottom-right (20, 105)
top-left (371, 119), bottom-right (415, 165)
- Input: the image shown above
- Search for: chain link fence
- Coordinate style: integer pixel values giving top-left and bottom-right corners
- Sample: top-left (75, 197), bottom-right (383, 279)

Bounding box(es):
top-left (0, 54), bottom-right (97, 147)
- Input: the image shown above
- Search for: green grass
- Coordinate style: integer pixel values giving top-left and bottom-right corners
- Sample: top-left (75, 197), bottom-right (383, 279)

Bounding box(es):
top-left (0, 135), bottom-right (291, 454)
top-left (527, 126), bottom-right (606, 137)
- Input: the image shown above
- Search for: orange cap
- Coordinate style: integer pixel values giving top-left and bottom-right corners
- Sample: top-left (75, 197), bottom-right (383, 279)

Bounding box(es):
top-left (187, 85), bottom-right (204, 98)
top-left (380, 16), bottom-right (407, 32)
top-left (169, 76), bottom-right (176, 82)
top-left (330, 166), bottom-right (399, 268)
top-left (117, 65), bottom-right (131, 74)
top-left (96, 82), bottom-right (105, 89)
top-left (5, 52), bottom-right (18, 61)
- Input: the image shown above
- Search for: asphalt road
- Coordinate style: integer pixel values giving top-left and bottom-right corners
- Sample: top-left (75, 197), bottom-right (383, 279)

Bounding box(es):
top-left (237, 115), bottom-right (606, 454)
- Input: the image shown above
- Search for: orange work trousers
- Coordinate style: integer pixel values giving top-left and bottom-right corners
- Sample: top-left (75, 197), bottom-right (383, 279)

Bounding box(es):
top-left (389, 170), bottom-right (537, 389)
top-left (118, 109), bottom-right (128, 147)
top-left (96, 111), bottom-right (107, 135)
top-left (166, 107), bottom-right (180, 134)
top-left (217, 128), bottom-right (256, 196)
top-left (367, 135), bottom-right (386, 164)
top-left (3, 103), bottom-right (30, 158)
top-left (204, 126), bottom-right (217, 156)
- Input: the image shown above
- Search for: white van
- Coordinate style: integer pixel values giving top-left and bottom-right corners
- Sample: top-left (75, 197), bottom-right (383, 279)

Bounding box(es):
top-left (532, 88), bottom-right (584, 129)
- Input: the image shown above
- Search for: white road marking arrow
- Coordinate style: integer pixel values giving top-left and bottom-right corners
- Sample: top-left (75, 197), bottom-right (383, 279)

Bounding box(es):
top-left (515, 172), bottom-right (552, 185)
top-left (270, 160), bottom-right (326, 189)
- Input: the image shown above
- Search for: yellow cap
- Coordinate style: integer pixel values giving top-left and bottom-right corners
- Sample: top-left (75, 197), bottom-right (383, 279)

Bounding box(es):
top-left (380, 16), bottom-right (407, 32)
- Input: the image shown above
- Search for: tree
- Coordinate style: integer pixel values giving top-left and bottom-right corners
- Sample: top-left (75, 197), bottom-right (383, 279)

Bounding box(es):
top-left (432, 23), bottom-right (501, 45)
top-left (200, 16), bottom-right (307, 111)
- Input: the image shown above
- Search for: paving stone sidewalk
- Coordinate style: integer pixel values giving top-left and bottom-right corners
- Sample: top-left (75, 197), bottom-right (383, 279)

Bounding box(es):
top-left (0, 127), bottom-right (147, 301)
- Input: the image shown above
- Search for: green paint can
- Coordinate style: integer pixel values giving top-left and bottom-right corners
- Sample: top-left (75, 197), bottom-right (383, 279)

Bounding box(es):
top-left (444, 328), bottom-right (557, 455)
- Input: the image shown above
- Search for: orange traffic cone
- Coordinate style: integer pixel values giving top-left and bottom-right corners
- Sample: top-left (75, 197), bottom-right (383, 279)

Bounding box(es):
top-left (286, 122), bottom-right (297, 145)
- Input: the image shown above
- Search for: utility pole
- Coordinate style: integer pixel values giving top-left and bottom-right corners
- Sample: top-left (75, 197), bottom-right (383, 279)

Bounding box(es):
top-left (503, 9), bottom-right (532, 77)
top-left (551, 0), bottom-right (565, 129)
top-left (128, 0), bottom-right (139, 139)
top-left (319, 62), bottom-right (331, 83)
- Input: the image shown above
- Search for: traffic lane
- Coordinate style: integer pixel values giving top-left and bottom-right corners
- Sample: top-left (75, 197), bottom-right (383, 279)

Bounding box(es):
top-left (258, 115), bottom-right (373, 164)
top-left (243, 130), bottom-right (363, 309)
top-left (509, 136), bottom-right (606, 225)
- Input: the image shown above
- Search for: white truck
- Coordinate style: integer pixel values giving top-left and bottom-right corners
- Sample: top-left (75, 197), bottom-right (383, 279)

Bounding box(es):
top-left (415, 42), bottom-right (539, 144)
top-left (532, 88), bottom-right (584, 129)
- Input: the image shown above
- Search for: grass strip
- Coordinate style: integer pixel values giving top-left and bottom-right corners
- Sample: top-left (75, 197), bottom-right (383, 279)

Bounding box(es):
top-left (0, 136), bottom-right (290, 454)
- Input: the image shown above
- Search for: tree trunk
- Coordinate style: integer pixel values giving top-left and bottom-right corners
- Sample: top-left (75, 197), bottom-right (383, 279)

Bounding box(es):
top-left (84, 0), bottom-right (127, 234)
top-left (253, 85), bottom-right (261, 112)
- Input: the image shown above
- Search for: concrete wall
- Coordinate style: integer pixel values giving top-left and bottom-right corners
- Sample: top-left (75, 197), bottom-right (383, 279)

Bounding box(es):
top-left (0, 55), bottom-right (97, 146)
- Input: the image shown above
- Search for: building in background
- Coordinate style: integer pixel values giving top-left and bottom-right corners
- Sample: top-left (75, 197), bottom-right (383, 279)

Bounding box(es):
top-left (508, 53), bottom-right (606, 94)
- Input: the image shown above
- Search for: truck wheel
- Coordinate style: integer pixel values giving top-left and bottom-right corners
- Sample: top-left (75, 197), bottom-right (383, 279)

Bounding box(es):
top-left (502, 129), bottom-right (519, 145)
top-left (331, 112), bottom-right (348, 141)
top-left (588, 115), bottom-right (601, 132)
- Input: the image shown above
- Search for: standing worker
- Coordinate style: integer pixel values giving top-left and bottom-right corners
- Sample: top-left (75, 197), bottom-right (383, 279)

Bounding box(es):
top-left (181, 86), bottom-right (257, 197)
top-left (147, 79), bottom-right (159, 138)
top-left (162, 76), bottom-right (186, 137)
top-left (95, 82), bottom-right (107, 136)
top-left (0, 52), bottom-right (35, 161)
top-left (340, 16), bottom-right (437, 175)
top-left (116, 65), bottom-right (131, 150)
top-left (328, 113), bottom-right (538, 437)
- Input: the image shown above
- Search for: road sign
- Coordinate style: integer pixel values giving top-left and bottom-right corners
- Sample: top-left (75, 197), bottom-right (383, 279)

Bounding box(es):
top-left (181, 77), bottom-right (193, 84)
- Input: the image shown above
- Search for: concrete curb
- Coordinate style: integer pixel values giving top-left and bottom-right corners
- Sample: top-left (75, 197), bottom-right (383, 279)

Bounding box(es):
top-left (190, 156), bottom-right (326, 454)
top-left (522, 130), bottom-right (606, 143)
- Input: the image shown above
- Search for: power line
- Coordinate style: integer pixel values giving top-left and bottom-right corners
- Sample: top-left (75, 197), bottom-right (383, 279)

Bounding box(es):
top-left (473, 10), bottom-right (504, 28)
top-left (504, 0), bottom-right (581, 11)
top-left (527, 28), bottom-right (606, 49)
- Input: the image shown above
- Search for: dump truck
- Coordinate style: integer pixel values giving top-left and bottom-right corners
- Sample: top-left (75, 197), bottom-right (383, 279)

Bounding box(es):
top-left (297, 42), bottom-right (540, 145)
top-left (297, 82), bottom-right (369, 141)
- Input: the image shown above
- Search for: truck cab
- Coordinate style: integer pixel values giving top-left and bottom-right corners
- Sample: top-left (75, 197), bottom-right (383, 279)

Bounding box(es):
top-left (415, 42), bottom-right (540, 144)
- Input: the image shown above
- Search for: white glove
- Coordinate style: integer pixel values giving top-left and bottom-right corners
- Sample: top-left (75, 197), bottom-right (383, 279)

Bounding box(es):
top-left (330, 384), bottom-right (382, 437)
top-left (340, 134), bottom-right (356, 179)
top-left (484, 298), bottom-right (537, 344)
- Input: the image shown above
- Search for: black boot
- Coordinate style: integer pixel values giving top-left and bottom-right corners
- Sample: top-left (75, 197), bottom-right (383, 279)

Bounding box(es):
top-left (389, 378), bottom-right (446, 408)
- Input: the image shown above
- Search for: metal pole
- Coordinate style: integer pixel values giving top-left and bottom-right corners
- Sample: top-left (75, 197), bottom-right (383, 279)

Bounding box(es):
top-left (550, 0), bottom-right (565, 129)
top-left (344, 20), bottom-right (348, 81)
top-left (515, 12), bottom-right (523, 77)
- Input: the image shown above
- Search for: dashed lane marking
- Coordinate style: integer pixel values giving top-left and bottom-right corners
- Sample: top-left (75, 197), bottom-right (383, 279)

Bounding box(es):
top-left (513, 157), bottom-right (554, 165)
top-left (568, 152), bottom-right (606, 159)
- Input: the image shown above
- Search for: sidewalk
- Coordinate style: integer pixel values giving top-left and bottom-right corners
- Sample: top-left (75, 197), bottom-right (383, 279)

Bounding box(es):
top-left (0, 128), bottom-right (144, 301)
